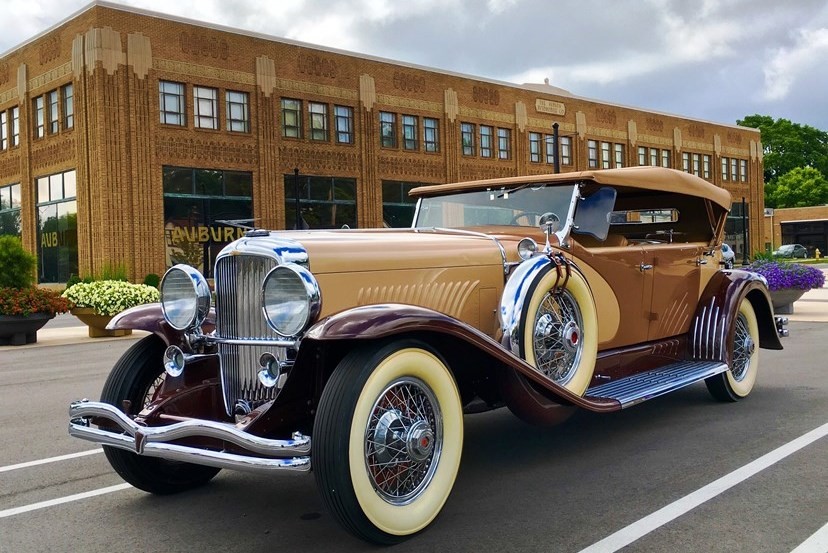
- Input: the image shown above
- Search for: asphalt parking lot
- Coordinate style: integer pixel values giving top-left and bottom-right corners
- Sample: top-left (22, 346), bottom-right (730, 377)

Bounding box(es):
top-left (1, 285), bottom-right (826, 553)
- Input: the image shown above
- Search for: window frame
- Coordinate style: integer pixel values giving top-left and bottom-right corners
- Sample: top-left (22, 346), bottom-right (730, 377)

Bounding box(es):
top-left (0, 111), bottom-right (6, 150)
top-left (48, 90), bottom-right (59, 135)
top-left (309, 102), bottom-right (329, 142)
top-left (461, 122), bottom-right (475, 156)
top-left (601, 141), bottom-right (611, 169)
top-left (614, 143), bottom-right (624, 168)
top-left (159, 81), bottom-right (186, 127)
top-left (560, 136), bottom-right (572, 165)
top-left (497, 128), bottom-right (511, 160)
top-left (480, 125), bottom-right (493, 158)
top-left (33, 96), bottom-right (45, 139)
top-left (281, 98), bottom-right (303, 138)
top-left (335, 105), bottom-right (354, 144)
top-left (529, 132), bottom-right (542, 163)
top-left (661, 150), bottom-right (671, 168)
top-left (380, 111), bottom-right (397, 148)
top-left (193, 86), bottom-right (219, 130)
top-left (225, 90), bottom-right (250, 133)
top-left (638, 146), bottom-right (647, 166)
top-left (402, 114), bottom-right (418, 150)
top-left (62, 84), bottom-right (74, 130)
top-left (588, 140), bottom-right (599, 168)
top-left (423, 117), bottom-right (439, 153)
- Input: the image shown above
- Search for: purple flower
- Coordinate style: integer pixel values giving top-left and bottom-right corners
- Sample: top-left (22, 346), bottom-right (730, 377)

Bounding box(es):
top-left (746, 260), bottom-right (826, 291)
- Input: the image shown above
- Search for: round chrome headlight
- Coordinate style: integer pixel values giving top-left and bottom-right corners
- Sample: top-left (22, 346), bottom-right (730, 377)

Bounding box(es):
top-left (160, 265), bottom-right (211, 330)
top-left (517, 238), bottom-right (538, 260)
top-left (262, 264), bottom-right (321, 337)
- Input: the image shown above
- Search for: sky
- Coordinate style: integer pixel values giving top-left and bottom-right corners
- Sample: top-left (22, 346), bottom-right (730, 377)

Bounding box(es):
top-left (2, 0), bottom-right (827, 131)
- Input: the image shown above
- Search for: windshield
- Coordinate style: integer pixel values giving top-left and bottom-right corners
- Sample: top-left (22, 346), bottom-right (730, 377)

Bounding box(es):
top-left (413, 184), bottom-right (577, 229)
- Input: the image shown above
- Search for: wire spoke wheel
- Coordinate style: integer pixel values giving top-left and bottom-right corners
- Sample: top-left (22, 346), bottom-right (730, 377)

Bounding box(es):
top-left (365, 377), bottom-right (442, 505)
top-left (532, 290), bottom-right (584, 386)
top-left (730, 312), bottom-right (754, 381)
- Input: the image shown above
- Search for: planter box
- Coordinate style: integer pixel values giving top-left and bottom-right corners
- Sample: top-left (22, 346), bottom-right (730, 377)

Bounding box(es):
top-left (71, 307), bottom-right (132, 338)
top-left (769, 288), bottom-right (807, 315)
top-left (0, 313), bottom-right (55, 345)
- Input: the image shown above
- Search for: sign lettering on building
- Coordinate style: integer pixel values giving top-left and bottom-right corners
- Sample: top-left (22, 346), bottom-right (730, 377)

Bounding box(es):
top-left (169, 225), bottom-right (247, 245)
top-left (297, 53), bottom-right (338, 79)
top-left (535, 99), bottom-right (565, 116)
top-left (179, 32), bottom-right (229, 60)
top-left (392, 71), bottom-right (425, 93)
top-left (472, 86), bottom-right (500, 106)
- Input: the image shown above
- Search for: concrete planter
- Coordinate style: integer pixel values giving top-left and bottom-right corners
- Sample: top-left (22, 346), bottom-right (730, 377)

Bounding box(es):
top-left (71, 307), bottom-right (132, 338)
top-left (770, 288), bottom-right (807, 315)
top-left (0, 313), bottom-right (55, 345)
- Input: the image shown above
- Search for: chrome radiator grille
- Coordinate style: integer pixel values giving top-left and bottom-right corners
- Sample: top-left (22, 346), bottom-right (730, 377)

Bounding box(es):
top-left (215, 254), bottom-right (283, 416)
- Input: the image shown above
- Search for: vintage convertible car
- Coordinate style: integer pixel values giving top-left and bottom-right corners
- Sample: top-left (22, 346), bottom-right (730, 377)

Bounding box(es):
top-left (69, 166), bottom-right (787, 544)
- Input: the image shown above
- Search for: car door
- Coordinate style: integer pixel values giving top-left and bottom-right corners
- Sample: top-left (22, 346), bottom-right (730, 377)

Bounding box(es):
top-left (642, 243), bottom-right (704, 341)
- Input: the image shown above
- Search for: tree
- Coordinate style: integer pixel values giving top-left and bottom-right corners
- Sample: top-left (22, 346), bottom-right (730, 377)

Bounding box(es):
top-left (737, 115), bottom-right (828, 186)
top-left (765, 166), bottom-right (828, 209)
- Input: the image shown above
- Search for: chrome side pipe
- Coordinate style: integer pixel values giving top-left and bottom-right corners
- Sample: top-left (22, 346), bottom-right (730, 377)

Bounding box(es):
top-left (69, 400), bottom-right (311, 473)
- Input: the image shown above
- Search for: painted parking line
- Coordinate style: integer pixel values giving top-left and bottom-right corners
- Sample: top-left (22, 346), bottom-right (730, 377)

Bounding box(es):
top-left (791, 521), bottom-right (828, 553)
top-left (579, 421), bottom-right (828, 553)
top-left (0, 484), bottom-right (132, 519)
top-left (0, 449), bottom-right (102, 474)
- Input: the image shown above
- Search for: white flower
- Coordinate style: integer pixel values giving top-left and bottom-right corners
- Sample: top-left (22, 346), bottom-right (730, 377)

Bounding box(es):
top-left (62, 280), bottom-right (160, 316)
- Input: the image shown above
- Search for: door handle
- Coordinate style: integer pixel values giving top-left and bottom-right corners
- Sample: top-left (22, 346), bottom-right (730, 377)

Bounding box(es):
top-left (639, 263), bottom-right (653, 271)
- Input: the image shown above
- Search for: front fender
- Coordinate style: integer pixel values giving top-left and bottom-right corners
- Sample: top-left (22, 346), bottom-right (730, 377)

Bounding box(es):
top-left (303, 303), bottom-right (619, 413)
top-left (690, 269), bottom-right (783, 363)
top-left (106, 303), bottom-right (216, 347)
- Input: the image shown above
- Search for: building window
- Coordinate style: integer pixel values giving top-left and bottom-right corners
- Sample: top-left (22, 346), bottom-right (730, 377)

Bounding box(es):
top-left (588, 140), bottom-right (598, 168)
top-left (159, 81), bottom-right (185, 126)
top-left (560, 136), bottom-right (572, 165)
top-left (0, 183), bottom-right (21, 237)
top-left (721, 157), bottom-right (728, 181)
top-left (281, 98), bottom-right (302, 138)
top-left (382, 180), bottom-right (422, 227)
top-left (423, 117), bottom-right (439, 152)
top-left (62, 84), bottom-right (74, 129)
top-left (661, 150), bottom-right (670, 168)
top-left (740, 159), bottom-right (747, 182)
top-left (529, 132), bottom-right (541, 163)
top-left (0, 111), bottom-right (6, 150)
top-left (638, 146), bottom-right (647, 166)
top-left (163, 167), bottom-right (253, 277)
top-left (703, 155), bottom-right (711, 179)
top-left (193, 86), bottom-right (218, 129)
top-left (36, 170), bottom-right (78, 282)
top-left (48, 90), bottom-right (59, 134)
top-left (335, 105), bottom-right (353, 144)
top-left (461, 123), bottom-right (475, 156)
top-left (480, 126), bottom-right (493, 158)
top-left (730, 158), bottom-right (738, 182)
top-left (497, 128), bottom-right (511, 160)
top-left (402, 115), bottom-right (418, 150)
top-left (600, 142), bottom-right (611, 169)
top-left (682, 152), bottom-right (690, 172)
top-left (33, 96), bottom-right (44, 138)
top-left (692, 153), bottom-right (701, 176)
top-left (10, 107), bottom-right (19, 147)
top-left (284, 175), bottom-right (356, 230)
top-left (309, 102), bottom-right (329, 141)
top-left (380, 111), bottom-right (397, 148)
top-left (615, 144), bottom-right (625, 168)
top-left (226, 91), bottom-right (249, 133)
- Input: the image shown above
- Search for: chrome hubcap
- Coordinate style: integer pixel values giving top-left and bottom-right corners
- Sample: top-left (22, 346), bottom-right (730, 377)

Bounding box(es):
top-left (365, 377), bottom-right (442, 505)
top-left (532, 290), bottom-right (584, 385)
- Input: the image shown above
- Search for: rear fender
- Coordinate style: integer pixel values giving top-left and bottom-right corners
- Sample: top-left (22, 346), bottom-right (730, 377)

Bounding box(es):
top-left (689, 269), bottom-right (782, 363)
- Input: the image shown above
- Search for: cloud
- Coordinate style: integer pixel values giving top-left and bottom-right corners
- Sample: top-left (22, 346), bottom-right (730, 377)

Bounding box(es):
top-left (763, 27), bottom-right (828, 101)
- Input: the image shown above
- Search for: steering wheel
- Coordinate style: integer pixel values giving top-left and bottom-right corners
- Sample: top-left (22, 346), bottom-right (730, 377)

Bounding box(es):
top-left (509, 211), bottom-right (543, 226)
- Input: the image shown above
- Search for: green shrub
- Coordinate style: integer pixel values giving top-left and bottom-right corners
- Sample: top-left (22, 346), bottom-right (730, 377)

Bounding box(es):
top-left (62, 280), bottom-right (160, 316)
top-left (0, 236), bottom-right (36, 289)
top-left (143, 273), bottom-right (161, 288)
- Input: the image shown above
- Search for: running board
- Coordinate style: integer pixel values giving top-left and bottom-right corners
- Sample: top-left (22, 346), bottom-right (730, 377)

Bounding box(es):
top-left (585, 361), bottom-right (728, 408)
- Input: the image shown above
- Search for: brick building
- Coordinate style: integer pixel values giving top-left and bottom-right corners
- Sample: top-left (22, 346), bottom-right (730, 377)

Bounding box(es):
top-left (0, 1), bottom-right (764, 283)
top-left (763, 206), bottom-right (828, 257)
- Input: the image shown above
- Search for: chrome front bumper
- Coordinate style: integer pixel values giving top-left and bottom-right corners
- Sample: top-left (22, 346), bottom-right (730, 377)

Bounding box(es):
top-left (69, 400), bottom-right (311, 473)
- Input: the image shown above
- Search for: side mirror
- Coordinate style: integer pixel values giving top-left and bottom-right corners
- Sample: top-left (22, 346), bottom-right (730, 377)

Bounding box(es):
top-left (538, 212), bottom-right (560, 253)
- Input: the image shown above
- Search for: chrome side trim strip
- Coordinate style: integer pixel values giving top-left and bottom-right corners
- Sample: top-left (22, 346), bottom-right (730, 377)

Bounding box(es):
top-left (69, 401), bottom-right (310, 474)
top-left (204, 335), bottom-right (298, 348)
